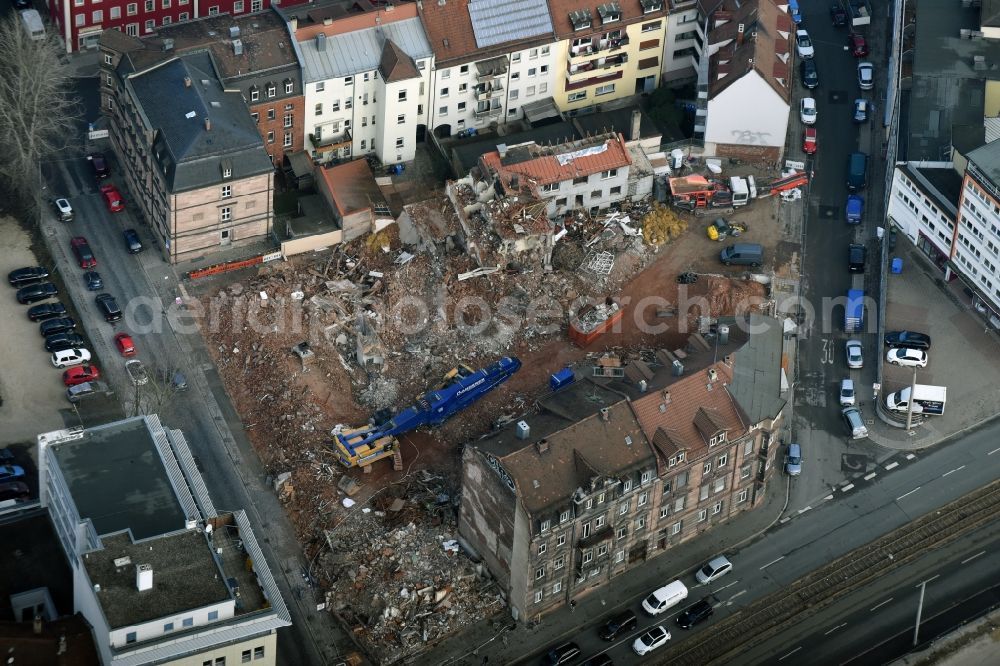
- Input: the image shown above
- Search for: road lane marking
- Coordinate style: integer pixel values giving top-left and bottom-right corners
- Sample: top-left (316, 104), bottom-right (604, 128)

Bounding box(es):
top-left (961, 551), bottom-right (986, 565)
top-left (989, 446), bottom-right (1000, 456)
top-left (869, 598), bottom-right (893, 611)
top-left (864, 472), bottom-right (877, 480)
top-left (797, 506), bottom-right (812, 514)
top-left (824, 623), bottom-right (847, 635)
top-left (896, 487), bottom-right (921, 501)
top-left (943, 466), bottom-right (965, 477)
top-left (885, 462), bottom-right (899, 470)
top-left (779, 647), bottom-right (802, 661)
top-left (824, 494), bottom-right (834, 501)
top-left (906, 454), bottom-right (916, 460)
top-left (715, 580), bottom-right (739, 592)
top-left (915, 574), bottom-right (940, 587)
top-left (842, 483), bottom-right (855, 492)
top-left (760, 556), bottom-right (785, 570)
top-left (727, 590), bottom-right (747, 603)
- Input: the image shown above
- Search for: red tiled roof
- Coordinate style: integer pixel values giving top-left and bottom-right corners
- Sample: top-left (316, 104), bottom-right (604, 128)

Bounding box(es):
top-left (318, 158), bottom-right (380, 216)
top-left (480, 133), bottom-right (632, 187)
top-left (418, 0), bottom-right (479, 64)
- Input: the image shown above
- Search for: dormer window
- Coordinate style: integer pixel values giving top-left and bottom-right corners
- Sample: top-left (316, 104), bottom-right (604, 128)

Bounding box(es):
top-left (569, 9), bottom-right (593, 31)
top-left (598, 2), bottom-right (621, 24)
top-left (266, 83), bottom-right (276, 98)
top-left (249, 85), bottom-right (259, 102)
top-left (639, 0), bottom-right (663, 13)
top-left (220, 158), bottom-right (233, 179)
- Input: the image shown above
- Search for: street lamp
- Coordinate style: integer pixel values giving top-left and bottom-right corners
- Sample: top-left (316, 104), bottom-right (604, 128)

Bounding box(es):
top-left (904, 365), bottom-right (917, 430)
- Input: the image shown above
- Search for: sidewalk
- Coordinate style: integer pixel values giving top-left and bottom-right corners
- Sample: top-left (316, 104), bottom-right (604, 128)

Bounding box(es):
top-left (414, 474), bottom-right (789, 666)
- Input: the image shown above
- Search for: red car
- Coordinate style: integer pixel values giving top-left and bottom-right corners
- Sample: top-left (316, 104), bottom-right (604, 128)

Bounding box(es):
top-left (100, 184), bottom-right (125, 213)
top-left (63, 364), bottom-right (100, 386)
top-left (114, 332), bottom-right (137, 357)
top-left (803, 127), bottom-right (818, 154)
top-left (848, 33), bottom-right (869, 57)
top-left (70, 236), bottom-right (97, 268)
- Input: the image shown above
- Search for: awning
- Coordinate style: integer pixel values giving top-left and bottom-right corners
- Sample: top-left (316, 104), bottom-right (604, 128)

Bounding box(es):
top-left (522, 97), bottom-right (561, 126)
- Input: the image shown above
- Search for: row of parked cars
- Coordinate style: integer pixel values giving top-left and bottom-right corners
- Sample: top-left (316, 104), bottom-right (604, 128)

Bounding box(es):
top-left (0, 447), bottom-right (29, 504)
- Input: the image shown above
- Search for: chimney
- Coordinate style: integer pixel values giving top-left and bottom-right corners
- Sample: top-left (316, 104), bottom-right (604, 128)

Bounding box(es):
top-left (497, 143), bottom-right (508, 158)
top-left (516, 420), bottom-right (530, 439)
top-left (535, 438), bottom-right (549, 454)
top-left (600, 407), bottom-right (610, 422)
top-left (737, 23), bottom-right (744, 45)
top-left (290, 16), bottom-right (298, 31)
top-left (323, 17), bottom-right (333, 25)
top-left (232, 38), bottom-right (243, 56)
top-left (708, 368), bottom-right (718, 382)
top-left (630, 109), bottom-right (642, 142)
top-left (718, 324), bottom-right (730, 344)
top-left (204, 117), bottom-right (211, 131)
top-left (724, 354), bottom-right (735, 367)
top-left (229, 25), bottom-right (240, 39)
top-left (184, 76), bottom-right (192, 87)
top-left (316, 33), bottom-right (327, 51)
top-left (136, 564), bottom-right (153, 591)
top-left (33, 614), bottom-right (43, 634)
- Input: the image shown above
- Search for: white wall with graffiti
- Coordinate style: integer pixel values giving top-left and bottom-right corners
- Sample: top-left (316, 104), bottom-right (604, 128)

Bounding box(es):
top-left (703, 71), bottom-right (789, 161)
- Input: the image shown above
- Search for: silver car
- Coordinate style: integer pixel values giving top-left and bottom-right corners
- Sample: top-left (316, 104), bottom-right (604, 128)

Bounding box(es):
top-left (846, 339), bottom-right (863, 369)
top-left (839, 378), bottom-right (856, 406)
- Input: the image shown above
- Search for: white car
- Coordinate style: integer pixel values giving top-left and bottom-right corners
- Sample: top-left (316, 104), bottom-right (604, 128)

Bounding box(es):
top-left (51, 347), bottom-right (91, 369)
top-left (857, 61), bottom-right (874, 90)
top-left (846, 339), bottom-right (863, 369)
top-left (633, 625), bottom-right (671, 656)
top-left (52, 197), bottom-right (74, 222)
top-left (125, 359), bottom-right (149, 386)
top-left (695, 555), bottom-right (733, 584)
top-left (800, 97), bottom-right (817, 125)
top-left (795, 29), bottom-right (815, 59)
top-left (887, 347), bottom-right (928, 368)
top-left (839, 378), bottom-right (856, 406)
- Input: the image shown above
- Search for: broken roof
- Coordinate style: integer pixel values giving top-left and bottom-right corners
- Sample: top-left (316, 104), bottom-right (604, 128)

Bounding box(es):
top-left (707, 0), bottom-right (793, 103)
top-left (480, 132), bottom-right (632, 188)
top-left (483, 195), bottom-right (552, 239)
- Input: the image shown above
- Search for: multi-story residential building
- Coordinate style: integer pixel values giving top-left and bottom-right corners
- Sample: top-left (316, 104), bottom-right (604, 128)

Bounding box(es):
top-left (952, 143), bottom-right (1000, 325)
top-left (46, 0), bottom-right (275, 53)
top-left (100, 10), bottom-right (305, 166)
top-left (459, 317), bottom-right (785, 621)
top-left (283, 1), bottom-right (433, 165)
top-left (418, 0), bottom-right (558, 136)
top-left (547, 0), bottom-right (669, 112)
top-left (660, 0), bottom-right (703, 85)
top-left (104, 49), bottom-right (275, 262)
top-left (887, 161), bottom-right (961, 276)
top-left (37, 415), bottom-right (291, 665)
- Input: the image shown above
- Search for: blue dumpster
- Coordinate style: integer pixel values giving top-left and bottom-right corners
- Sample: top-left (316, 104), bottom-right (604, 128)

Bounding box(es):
top-left (891, 257), bottom-right (903, 274)
top-left (550, 367), bottom-right (576, 391)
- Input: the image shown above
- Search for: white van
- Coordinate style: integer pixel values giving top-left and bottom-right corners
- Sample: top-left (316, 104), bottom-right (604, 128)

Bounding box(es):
top-left (21, 9), bottom-right (45, 41)
top-left (641, 580), bottom-right (688, 616)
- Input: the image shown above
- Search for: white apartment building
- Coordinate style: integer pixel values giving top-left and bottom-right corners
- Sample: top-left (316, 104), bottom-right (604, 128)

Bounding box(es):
top-left (887, 161), bottom-right (960, 275)
top-left (954, 143), bottom-right (1000, 324)
top-left (660, 0), bottom-right (703, 85)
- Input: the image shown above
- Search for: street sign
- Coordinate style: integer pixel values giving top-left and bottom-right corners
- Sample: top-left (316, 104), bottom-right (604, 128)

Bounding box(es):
top-left (88, 129), bottom-right (109, 140)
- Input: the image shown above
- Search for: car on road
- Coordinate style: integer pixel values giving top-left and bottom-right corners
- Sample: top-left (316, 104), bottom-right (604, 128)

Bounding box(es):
top-left (795, 29), bottom-right (814, 59)
top-left (802, 127), bottom-right (817, 154)
top-left (123, 228), bottom-right (143, 253)
top-left (846, 339), bottom-right (864, 369)
top-left (167, 370), bottom-right (188, 391)
top-left (63, 364), bottom-right (100, 387)
top-left (84, 270), bottom-right (103, 291)
top-left (846, 194), bottom-right (864, 224)
top-left (126, 359), bottom-right (149, 386)
top-left (51, 348), bottom-right (92, 369)
top-left (0, 481), bottom-right (30, 501)
top-left (633, 626), bottom-right (670, 656)
top-left (842, 406), bottom-right (869, 439)
top-left (8, 266), bottom-right (50, 287)
top-left (887, 347), bottom-right (928, 368)
top-left (642, 580), bottom-right (689, 615)
top-left (800, 58), bottom-right (819, 89)
top-left (884, 331), bottom-right (932, 350)
top-left (696, 556), bottom-right (733, 584)
top-left (71, 236), bottom-right (97, 268)
top-left (800, 97), bottom-right (817, 125)
top-left (853, 98), bottom-right (870, 123)
top-left (676, 598), bottom-right (715, 629)
top-left (840, 378), bottom-right (856, 406)
top-left (848, 32), bottom-right (869, 57)
top-left (848, 243), bottom-right (867, 273)
top-left (95, 293), bottom-right (123, 323)
top-left (785, 443), bottom-right (803, 476)
top-left (89, 152), bottom-right (110, 179)
top-left (857, 61), bottom-right (874, 90)
top-left (114, 332), bottom-right (137, 356)
top-left (28, 302), bottom-right (67, 321)
top-left (831, 4), bottom-right (848, 26)
top-left (542, 642), bottom-right (581, 665)
top-left (0, 465), bottom-right (26, 482)
top-left (16, 282), bottom-right (59, 304)
top-left (599, 609), bottom-right (637, 640)
top-left (39, 317), bottom-right (77, 337)
top-left (45, 332), bottom-right (86, 353)
top-left (52, 197), bottom-right (74, 222)
top-left (100, 184), bottom-right (125, 213)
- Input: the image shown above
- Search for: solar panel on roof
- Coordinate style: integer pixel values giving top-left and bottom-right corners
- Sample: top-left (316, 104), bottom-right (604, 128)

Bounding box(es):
top-left (469, 0), bottom-right (554, 49)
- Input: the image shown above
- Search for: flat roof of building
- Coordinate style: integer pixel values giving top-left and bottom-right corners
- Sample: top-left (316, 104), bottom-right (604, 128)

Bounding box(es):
top-left (901, 162), bottom-right (963, 212)
top-left (84, 530), bottom-right (230, 629)
top-left (51, 419), bottom-right (187, 541)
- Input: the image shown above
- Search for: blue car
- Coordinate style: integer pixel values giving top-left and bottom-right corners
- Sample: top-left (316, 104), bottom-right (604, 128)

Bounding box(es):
top-left (84, 271), bottom-right (103, 290)
top-left (0, 464), bottom-right (26, 481)
top-left (846, 194), bottom-right (864, 224)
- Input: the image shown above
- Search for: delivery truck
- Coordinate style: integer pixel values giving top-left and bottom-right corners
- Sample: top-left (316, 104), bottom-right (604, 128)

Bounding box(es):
top-left (885, 384), bottom-right (947, 416)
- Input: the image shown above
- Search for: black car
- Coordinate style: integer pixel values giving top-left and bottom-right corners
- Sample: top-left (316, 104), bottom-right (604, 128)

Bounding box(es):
top-left (848, 243), bottom-right (867, 273)
top-left (89, 152), bottom-right (110, 179)
top-left (599, 610), bottom-right (637, 641)
top-left (95, 293), bottom-right (123, 322)
top-left (39, 317), bottom-right (77, 337)
top-left (543, 642), bottom-right (581, 665)
top-left (8, 266), bottom-right (50, 287)
top-left (800, 58), bottom-right (819, 89)
top-left (45, 332), bottom-right (86, 352)
top-left (884, 330), bottom-right (932, 350)
top-left (0, 481), bottom-right (29, 501)
top-left (830, 4), bottom-right (847, 26)
top-left (676, 599), bottom-right (715, 629)
top-left (85, 271), bottom-right (103, 291)
top-left (27, 302), bottom-right (67, 321)
top-left (123, 228), bottom-right (143, 253)
top-left (16, 282), bottom-right (59, 304)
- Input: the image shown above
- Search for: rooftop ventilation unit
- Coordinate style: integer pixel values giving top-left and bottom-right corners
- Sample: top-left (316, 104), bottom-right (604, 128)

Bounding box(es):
top-left (230, 25), bottom-right (240, 39)
top-left (515, 420), bottom-right (530, 439)
top-left (233, 38), bottom-right (243, 56)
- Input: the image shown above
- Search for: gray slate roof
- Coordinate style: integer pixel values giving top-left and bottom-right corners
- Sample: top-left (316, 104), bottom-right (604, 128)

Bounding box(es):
top-left (727, 313), bottom-right (786, 425)
top-left (128, 51), bottom-right (273, 193)
top-left (295, 17), bottom-right (432, 83)
top-left (967, 140), bottom-right (1000, 187)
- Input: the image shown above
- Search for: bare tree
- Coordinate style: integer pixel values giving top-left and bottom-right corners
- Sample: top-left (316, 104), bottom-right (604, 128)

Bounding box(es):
top-left (0, 13), bottom-right (80, 207)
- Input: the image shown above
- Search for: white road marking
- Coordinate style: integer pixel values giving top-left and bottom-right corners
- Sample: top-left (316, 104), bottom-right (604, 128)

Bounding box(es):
top-left (760, 556), bottom-right (785, 570)
top-left (869, 598), bottom-right (893, 611)
top-left (988, 446), bottom-right (1000, 456)
top-left (779, 516), bottom-right (791, 524)
top-left (885, 462), bottom-right (899, 470)
top-left (824, 494), bottom-right (835, 501)
top-left (824, 623), bottom-right (847, 635)
top-left (797, 506), bottom-right (812, 514)
top-left (715, 580), bottom-right (739, 592)
top-left (906, 454), bottom-right (916, 460)
top-left (915, 574), bottom-right (940, 587)
top-left (896, 487), bottom-right (921, 501)
top-left (943, 466), bottom-right (965, 477)
top-left (961, 551), bottom-right (986, 565)
top-left (842, 483), bottom-right (855, 492)
top-left (727, 589), bottom-right (747, 603)
top-left (864, 472), bottom-right (877, 480)
top-left (779, 647), bottom-right (802, 661)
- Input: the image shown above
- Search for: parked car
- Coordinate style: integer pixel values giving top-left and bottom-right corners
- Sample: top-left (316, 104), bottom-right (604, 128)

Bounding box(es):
top-left (857, 61), bottom-right (874, 90)
top-left (795, 29), bottom-right (815, 58)
top-left (785, 443), bottom-right (803, 476)
top-left (8, 266), bottom-right (50, 287)
top-left (696, 556), bottom-right (733, 584)
top-left (848, 243), bottom-right (867, 273)
top-left (802, 127), bottom-right (817, 155)
top-left (39, 317), bottom-right (77, 337)
top-left (831, 4), bottom-right (848, 26)
top-left (884, 331), bottom-right (932, 350)
top-left (800, 58), bottom-right (819, 89)
top-left (599, 610), bottom-right (638, 641)
top-left (27, 302), bottom-right (67, 321)
top-left (71, 236), bottom-right (97, 268)
top-left (168, 370), bottom-right (188, 391)
top-left (887, 347), bottom-right (929, 367)
top-left (0, 448), bottom-right (15, 463)
top-left (849, 32), bottom-right (869, 57)
top-left (800, 97), bottom-right (817, 125)
top-left (100, 184), bottom-right (125, 213)
top-left (853, 98), bottom-right (870, 123)
top-left (676, 598), bottom-right (715, 629)
top-left (125, 359), bottom-right (149, 386)
top-left (840, 378), bottom-right (856, 406)
top-left (63, 364), bottom-right (100, 387)
top-left (89, 152), bottom-right (110, 179)
top-left (52, 197), bottom-right (74, 221)
top-left (114, 332), bottom-right (137, 357)
top-left (632, 626), bottom-right (670, 656)
top-left (843, 406), bottom-right (869, 439)
top-left (123, 228), bottom-right (143, 253)
top-left (51, 347), bottom-right (92, 369)
top-left (84, 271), bottom-right (103, 291)
top-left (542, 642), bottom-right (581, 665)
top-left (16, 282), bottom-right (58, 304)
top-left (95, 293), bottom-right (123, 323)
top-left (0, 465), bottom-right (26, 481)
top-left (846, 339), bottom-right (864, 369)
top-left (642, 580), bottom-right (689, 615)
top-left (45, 332), bottom-right (86, 353)
top-left (846, 194), bottom-right (864, 224)
top-left (66, 381), bottom-right (109, 403)
top-left (0, 481), bottom-right (30, 501)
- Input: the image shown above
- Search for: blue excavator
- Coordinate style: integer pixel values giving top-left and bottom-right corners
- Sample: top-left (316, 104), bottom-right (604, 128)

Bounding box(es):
top-left (332, 356), bottom-right (522, 468)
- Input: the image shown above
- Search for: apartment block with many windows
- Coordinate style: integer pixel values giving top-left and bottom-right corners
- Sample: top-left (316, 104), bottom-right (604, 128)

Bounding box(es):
top-left (954, 143), bottom-right (1000, 325)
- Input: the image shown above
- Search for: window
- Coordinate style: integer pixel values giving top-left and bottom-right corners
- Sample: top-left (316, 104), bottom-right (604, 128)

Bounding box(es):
top-left (541, 65), bottom-right (549, 74)
top-left (208, 610), bottom-right (219, 621)
top-left (397, 114), bottom-right (406, 125)
top-left (555, 197), bottom-right (568, 207)
top-left (595, 515), bottom-right (605, 528)
top-left (672, 521), bottom-right (682, 534)
top-left (398, 90), bottom-right (407, 102)
top-left (221, 185), bottom-right (232, 198)
top-left (220, 207), bottom-right (232, 222)
top-left (535, 566), bottom-right (545, 580)
top-left (510, 89), bottom-right (519, 100)
top-left (285, 80), bottom-right (293, 94)
top-left (395, 137), bottom-right (405, 149)
top-left (744, 439), bottom-right (754, 456)
top-left (242, 650), bottom-right (252, 663)
top-left (719, 453), bottom-right (728, 467)
top-left (528, 67), bottom-right (537, 77)
top-left (610, 185), bottom-right (622, 195)
top-left (511, 72), bottom-right (520, 80)
top-left (554, 554), bottom-right (565, 569)
top-left (251, 112), bottom-right (259, 123)
top-left (283, 113), bottom-right (293, 128)
top-left (182, 617), bottom-right (194, 627)
top-left (556, 534), bottom-right (565, 547)
top-left (552, 581), bottom-right (562, 594)
top-left (738, 489), bottom-right (749, 503)
top-left (362, 117), bottom-right (368, 127)
top-left (512, 53), bottom-right (521, 63)
top-left (127, 2), bottom-right (137, 14)
top-left (144, 19), bottom-right (155, 32)
top-left (267, 109), bottom-right (275, 121)
top-left (530, 48), bottom-right (538, 59)
top-left (569, 91), bottom-right (587, 102)
top-left (209, 6), bottom-right (219, 16)
top-left (541, 519), bottom-right (551, 532)
top-left (582, 522), bottom-right (591, 538)
top-left (712, 501), bottom-right (723, 515)
top-left (623, 479), bottom-right (633, 492)
top-left (697, 509), bottom-right (707, 522)
top-left (360, 140), bottom-right (366, 150)
top-left (637, 491), bottom-right (648, 507)
top-left (596, 83), bottom-right (615, 96)
top-left (161, 16), bottom-right (172, 26)
top-left (163, 621), bottom-right (174, 632)
top-left (615, 549), bottom-right (625, 563)
top-left (441, 69), bottom-right (451, 79)
top-left (659, 505), bottom-right (669, 519)
top-left (458, 102), bottom-right (466, 111)
top-left (741, 464), bottom-right (751, 479)
top-left (601, 168), bottom-right (618, 180)
top-left (250, 88), bottom-right (259, 102)
top-left (539, 83), bottom-right (548, 93)
top-left (636, 516), bottom-right (646, 530)
top-left (598, 492), bottom-right (605, 504)
top-left (713, 478), bottom-right (725, 494)
top-left (582, 550), bottom-right (594, 564)
top-left (616, 526), bottom-right (627, 539)
top-left (534, 591), bottom-right (543, 603)
top-left (316, 82), bottom-right (326, 93)
top-left (597, 543), bottom-right (608, 557)
top-left (126, 632), bottom-right (137, 644)
top-left (642, 20), bottom-right (662, 32)
top-left (440, 87), bottom-right (450, 98)
top-left (641, 470), bottom-right (652, 484)
top-left (673, 496), bottom-right (685, 512)
top-left (179, 9), bottom-right (188, 17)
top-left (538, 543), bottom-right (547, 555)
top-left (508, 107), bottom-right (517, 116)
top-left (438, 106), bottom-right (448, 117)
top-left (619, 501), bottom-right (629, 515)
top-left (283, 132), bottom-right (292, 148)
top-left (560, 510), bottom-right (570, 523)
top-left (126, 23), bottom-right (138, 36)
top-left (699, 485), bottom-right (709, 501)
top-left (144, 0), bottom-right (153, 9)
top-left (234, 0), bottom-right (243, 9)
top-left (110, 7), bottom-right (120, 19)
top-left (526, 85), bottom-right (536, 96)
top-left (703, 461), bottom-right (712, 474)
top-left (589, 567), bottom-right (601, 578)
top-left (315, 103), bottom-right (322, 116)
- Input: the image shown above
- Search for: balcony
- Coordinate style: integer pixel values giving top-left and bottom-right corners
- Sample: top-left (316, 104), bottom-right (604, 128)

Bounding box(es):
top-left (568, 36), bottom-right (629, 64)
top-left (475, 55), bottom-right (509, 81)
top-left (474, 82), bottom-right (505, 101)
top-left (474, 104), bottom-right (503, 119)
top-left (308, 128), bottom-right (352, 153)
top-left (566, 54), bottom-right (628, 84)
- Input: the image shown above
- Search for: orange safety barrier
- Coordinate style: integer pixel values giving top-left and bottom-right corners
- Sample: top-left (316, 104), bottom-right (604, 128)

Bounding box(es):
top-left (186, 255), bottom-right (264, 280)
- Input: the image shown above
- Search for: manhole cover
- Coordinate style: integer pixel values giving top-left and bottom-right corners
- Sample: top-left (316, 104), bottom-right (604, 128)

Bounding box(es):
top-left (820, 206), bottom-right (838, 219)
top-left (829, 90), bottom-right (848, 104)
top-left (841, 453), bottom-right (868, 473)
